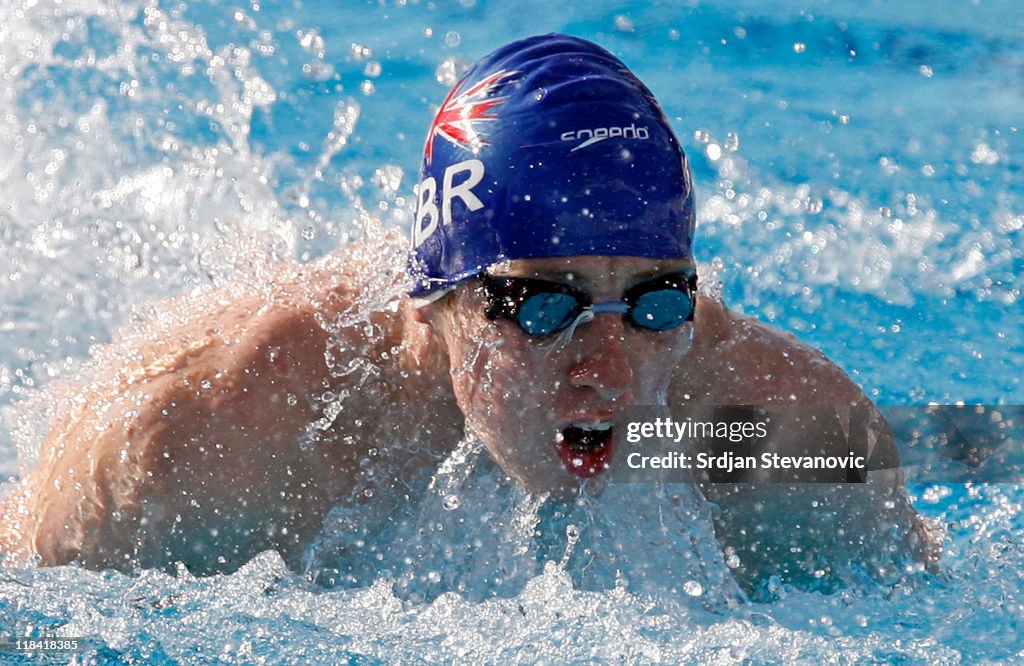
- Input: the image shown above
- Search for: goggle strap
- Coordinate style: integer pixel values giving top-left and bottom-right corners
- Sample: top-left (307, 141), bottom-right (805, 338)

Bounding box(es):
top-left (547, 301), bottom-right (631, 350)
top-left (549, 309), bottom-right (596, 351)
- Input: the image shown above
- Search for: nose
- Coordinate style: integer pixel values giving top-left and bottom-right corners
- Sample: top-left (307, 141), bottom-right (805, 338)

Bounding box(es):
top-left (567, 314), bottom-right (634, 401)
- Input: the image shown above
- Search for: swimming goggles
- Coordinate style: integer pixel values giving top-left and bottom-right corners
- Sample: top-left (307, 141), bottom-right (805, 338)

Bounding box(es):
top-left (479, 270), bottom-right (697, 337)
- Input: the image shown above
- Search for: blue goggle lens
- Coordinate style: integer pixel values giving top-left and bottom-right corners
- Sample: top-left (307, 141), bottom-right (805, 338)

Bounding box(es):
top-left (518, 293), bottom-right (580, 335)
top-left (630, 289), bottom-right (693, 331)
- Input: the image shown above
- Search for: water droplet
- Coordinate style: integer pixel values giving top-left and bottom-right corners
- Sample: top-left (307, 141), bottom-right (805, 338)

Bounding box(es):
top-left (442, 494), bottom-right (460, 511)
top-left (297, 29), bottom-right (325, 57)
top-left (435, 58), bottom-right (466, 86)
top-left (683, 580), bottom-right (703, 596)
top-left (970, 143), bottom-right (999, 165)
top-left (302, 60), bottom-right (334, 81)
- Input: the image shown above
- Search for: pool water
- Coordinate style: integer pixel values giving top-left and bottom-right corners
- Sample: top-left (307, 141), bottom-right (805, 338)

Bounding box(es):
top-left (1, 0), bottom-right (1022, 662)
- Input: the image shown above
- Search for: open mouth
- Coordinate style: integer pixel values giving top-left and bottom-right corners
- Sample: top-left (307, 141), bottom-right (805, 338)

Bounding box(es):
top-left (554, 423), bottom-right (614, 479)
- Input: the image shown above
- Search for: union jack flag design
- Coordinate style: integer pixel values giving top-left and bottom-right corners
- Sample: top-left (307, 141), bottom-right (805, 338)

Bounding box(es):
top-left (424, 69), bottom-right (518, 164)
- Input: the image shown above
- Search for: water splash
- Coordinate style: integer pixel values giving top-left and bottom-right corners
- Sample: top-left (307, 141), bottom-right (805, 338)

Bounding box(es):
top-left (302, 435), bottom-right (742, 610)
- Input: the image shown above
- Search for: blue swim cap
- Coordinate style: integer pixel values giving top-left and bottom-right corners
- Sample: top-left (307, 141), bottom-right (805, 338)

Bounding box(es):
top-left (408, 33), bottom-right (695, 299)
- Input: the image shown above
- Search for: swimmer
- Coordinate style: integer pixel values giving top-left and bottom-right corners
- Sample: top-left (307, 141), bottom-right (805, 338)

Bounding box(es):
top-left (0, 34), bottom-right (939, 588)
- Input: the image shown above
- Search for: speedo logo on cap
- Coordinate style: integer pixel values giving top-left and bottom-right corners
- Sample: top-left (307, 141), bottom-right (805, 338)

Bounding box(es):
top-left (560, 124), bottom-right (650, 152)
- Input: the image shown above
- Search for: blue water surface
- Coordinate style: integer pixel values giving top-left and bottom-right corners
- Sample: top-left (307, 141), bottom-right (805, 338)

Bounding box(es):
top-left (1, 0), bottom-right (1022, 663)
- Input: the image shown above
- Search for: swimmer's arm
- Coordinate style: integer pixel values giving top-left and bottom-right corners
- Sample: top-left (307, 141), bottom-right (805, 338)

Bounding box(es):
top-left (0, 260), bottom-right (383, 573)
top-left (672, 298), bottom-right (940, 588)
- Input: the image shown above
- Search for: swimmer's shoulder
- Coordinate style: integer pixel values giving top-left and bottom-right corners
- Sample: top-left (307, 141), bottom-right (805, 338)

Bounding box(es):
top-left (675, 295), bottom-right (862, 405)
top-left (291, 226), bottom-right (412, 342)
top-left (0, 229), bottom-right (417, 573)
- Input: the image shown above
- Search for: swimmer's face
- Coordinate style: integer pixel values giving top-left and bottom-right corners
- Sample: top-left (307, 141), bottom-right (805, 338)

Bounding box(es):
top-left (426, 255), bottom-right (696, 495)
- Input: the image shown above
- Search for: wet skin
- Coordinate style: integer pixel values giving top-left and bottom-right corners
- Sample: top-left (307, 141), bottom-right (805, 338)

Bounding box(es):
top-left (417, 255), bottom-right (696, 496)
top-left (0, 231), bottom-right (939, 584)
